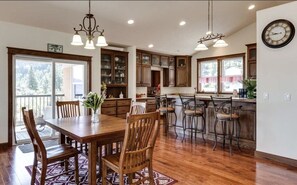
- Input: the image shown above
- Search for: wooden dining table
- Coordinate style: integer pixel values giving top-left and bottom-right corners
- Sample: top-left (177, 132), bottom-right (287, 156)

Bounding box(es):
top-left (45, 114), bottom-right (127, 185)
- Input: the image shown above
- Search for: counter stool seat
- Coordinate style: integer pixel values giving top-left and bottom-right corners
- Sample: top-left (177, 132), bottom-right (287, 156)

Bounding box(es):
top-left (184, 109), bottom-right (203, 116)
top-left (158, 107), bottom-right (175, 113)
top-left (217, 113), bottom-right (239, 120)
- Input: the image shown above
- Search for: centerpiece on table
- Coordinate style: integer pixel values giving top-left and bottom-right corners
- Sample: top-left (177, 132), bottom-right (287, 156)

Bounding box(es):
top-left (241, 78), bottom-right (256, 99)
top-left (82, 83), bottom-right (107, 123)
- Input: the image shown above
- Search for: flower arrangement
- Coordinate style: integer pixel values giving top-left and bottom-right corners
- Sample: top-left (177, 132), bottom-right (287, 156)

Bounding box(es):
top-left (82, 83), bottom-right (107, 122)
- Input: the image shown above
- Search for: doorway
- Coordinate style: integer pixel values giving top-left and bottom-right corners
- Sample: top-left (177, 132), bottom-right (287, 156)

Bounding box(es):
top-left (13, 55), bottom-right (88, 144)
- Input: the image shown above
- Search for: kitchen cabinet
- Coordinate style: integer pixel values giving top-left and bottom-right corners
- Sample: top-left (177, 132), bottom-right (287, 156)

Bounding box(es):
top-left (152, 54), bottom-right (161, 67)
top-left (161, 56), bottom-right (169, 67)
top-left (163, 57), bottom-right (175, 87)
top-left (136, 51), bottom-right (152, 87)
top-left (101, 98), bottom-right (131, 118)
top-left (176, 56), bottom-right (191, 87)
top-left (101, 49), bottom-right (128, 98)
top-left (246, 43), bottom-right (256, 79)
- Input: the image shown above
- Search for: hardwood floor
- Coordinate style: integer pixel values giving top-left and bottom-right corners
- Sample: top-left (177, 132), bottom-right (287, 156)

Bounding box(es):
top-left (1, 129), bottom-right (297, 185)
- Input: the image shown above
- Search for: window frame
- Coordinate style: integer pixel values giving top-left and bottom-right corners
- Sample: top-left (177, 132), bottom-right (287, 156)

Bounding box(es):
top-left (197, 53), bottom-right (245, 94)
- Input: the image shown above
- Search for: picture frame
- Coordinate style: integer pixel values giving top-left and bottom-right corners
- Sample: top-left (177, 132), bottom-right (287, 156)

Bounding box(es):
top-left (47, 43), bottom-right (63, 53)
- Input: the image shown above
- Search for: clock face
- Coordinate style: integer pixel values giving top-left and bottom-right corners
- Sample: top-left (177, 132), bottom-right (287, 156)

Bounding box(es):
top-left (262, 19), bottom-right (295, 48)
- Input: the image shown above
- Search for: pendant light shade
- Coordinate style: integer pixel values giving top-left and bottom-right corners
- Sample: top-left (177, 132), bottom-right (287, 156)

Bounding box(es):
top-left (213, 39), bottom-right (228, 47)
top-left (84, 39), bottom-right (95, 49)
top-left (71, 33), bottom-right (83, 46)
top-left (96, 34), bottom-right (108, 47)
top-left (195, 43), bottom-right (208, 51)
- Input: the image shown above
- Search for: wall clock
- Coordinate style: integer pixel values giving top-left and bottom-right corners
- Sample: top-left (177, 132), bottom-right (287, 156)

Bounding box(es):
top-left (262, 19), bottom-right (295, 48)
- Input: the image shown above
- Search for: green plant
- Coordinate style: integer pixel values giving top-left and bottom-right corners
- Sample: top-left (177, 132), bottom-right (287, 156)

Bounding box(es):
top-left (82, 92), bottom-right (105, 112)
top-left (241, 79), bottom-right (256, 91)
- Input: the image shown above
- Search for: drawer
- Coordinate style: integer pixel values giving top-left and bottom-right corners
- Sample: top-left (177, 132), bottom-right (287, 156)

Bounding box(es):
top-left (136, 99), bottom-right (146, 103)
top-left (117, 100), bottom-right (131, 107)
top-left (147, 99), bottom-right (156, 105)
top-left (117, 106), bottom-right (130, 114)
top-left (102, 100), bottom-right (116, 108)
top-left (147, 105), bottom-right (156, 112)
top-left (117, 114), bottom-right (127, 119)
top-left (101, 107), bottom-right (116, 115)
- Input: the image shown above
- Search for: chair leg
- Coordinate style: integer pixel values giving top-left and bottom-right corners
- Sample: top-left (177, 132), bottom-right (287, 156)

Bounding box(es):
top-left (148, 163), bottom-right (155, 185)
top-left (31, 156), bottom-right (37, 185)
top-left (74, 155), bottom-right (79, 184)
top-left (102, 161), bottom-right (107, 185)
top-left (229, 121), bottom-right (234, 155)
top-left (40, 162), bottom-right (47, 185)
top-left (174, 112), bottom-right (178, 138)
top-left (202, 115), bottom-right (206, 143)
top-left (182, 115), bottom-right (186, 142)
top-left (237, 119), bottom-right (242, 151)
top-left (128, 173), bottom-right (133, 184)
top-left (222, 121), bottom-right (226, 149)
top-left (213, 118), bottom-right (218, 151)
top-left (119, 172), bottom-right (124, 185)
top-left (194, 117), bottom-right (198, 141)
top-left (64, 159), bottom-right (69, 172)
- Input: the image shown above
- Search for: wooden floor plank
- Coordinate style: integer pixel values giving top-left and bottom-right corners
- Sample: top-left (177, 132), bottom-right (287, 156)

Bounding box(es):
top-left (0, 127), bottom-right (297, 185)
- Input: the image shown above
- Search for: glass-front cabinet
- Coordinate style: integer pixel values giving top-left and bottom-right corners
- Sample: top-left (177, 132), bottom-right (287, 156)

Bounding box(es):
top-left (101, 49), bottom-right (128, 98)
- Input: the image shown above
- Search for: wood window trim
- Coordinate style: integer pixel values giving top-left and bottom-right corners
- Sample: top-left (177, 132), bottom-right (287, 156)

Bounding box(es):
top-left (197, 53), bottom-right (245, 94)
top-left (7, 47), bottom-right (92, 147)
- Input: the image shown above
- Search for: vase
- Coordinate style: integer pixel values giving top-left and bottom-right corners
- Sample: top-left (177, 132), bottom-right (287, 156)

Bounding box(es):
top-left (91, 109), bottom-right (100, 123)
top-left (247, 90), bottom-right (254, 99)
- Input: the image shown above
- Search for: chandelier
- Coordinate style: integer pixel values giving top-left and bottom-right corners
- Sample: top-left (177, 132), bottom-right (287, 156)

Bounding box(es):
top-left (71, 0), bottom-right (108, 49)
top-left (195, 0), bottom-right (228, 51)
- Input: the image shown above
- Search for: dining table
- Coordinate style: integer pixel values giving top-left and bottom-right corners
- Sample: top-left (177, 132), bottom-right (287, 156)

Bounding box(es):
top-left (45, 114), bottom-right (127, 185)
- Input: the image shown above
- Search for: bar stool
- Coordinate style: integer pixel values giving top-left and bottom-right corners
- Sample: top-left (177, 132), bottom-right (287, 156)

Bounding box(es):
top-left (179, 94), bottom-right (206, 143)
top-left (210, 96), bottom-right (241, 155)
top-left (155, 94), bottom-right (178, 137)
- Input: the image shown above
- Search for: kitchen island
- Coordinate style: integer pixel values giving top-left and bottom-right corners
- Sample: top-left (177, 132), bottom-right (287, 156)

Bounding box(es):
top-left (167, 94), bottom-right (256, 149)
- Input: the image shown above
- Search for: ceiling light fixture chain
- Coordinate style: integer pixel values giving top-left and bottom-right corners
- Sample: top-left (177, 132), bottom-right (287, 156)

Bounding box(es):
top-left (195, 0), bottom-right (228, 51)
top-left (71, 0), bottom-right (108, 49)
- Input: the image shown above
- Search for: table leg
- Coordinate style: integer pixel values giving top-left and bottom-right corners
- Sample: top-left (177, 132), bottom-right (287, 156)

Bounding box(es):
top-left (88, 141), bottom-right (98, 185)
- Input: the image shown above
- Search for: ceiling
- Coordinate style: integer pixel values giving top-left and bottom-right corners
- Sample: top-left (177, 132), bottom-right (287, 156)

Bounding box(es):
top-left (0, 1), bottom-right (290, 55)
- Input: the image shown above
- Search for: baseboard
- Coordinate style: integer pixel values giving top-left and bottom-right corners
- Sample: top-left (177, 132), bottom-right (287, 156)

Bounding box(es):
top-left (0, 143), bottom-right (9, 150)
top-left (255, 150), bottom-right (297, 168)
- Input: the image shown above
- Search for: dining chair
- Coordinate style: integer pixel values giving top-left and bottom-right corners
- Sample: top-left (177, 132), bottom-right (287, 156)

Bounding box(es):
top-left (130, 101), bottom-right (146, 115)
top-left (22, 107), bottom-right (79, 185)
top-left (102, 111), bottom-right (160, 185)
top-left (210, 96), bottom-right (242, 155)
top-left (56, 100), bottom-right (86, 152)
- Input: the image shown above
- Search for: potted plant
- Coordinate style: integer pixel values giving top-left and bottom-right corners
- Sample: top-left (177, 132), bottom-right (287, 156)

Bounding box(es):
top-left (241, 79), bottom-right (256, 99)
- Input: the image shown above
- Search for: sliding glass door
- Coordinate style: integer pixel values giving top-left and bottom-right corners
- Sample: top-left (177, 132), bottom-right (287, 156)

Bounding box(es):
top-left (14, 56), bottom-right (88, 144)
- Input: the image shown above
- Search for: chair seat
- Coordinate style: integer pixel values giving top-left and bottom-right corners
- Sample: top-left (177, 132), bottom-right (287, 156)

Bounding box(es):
top-left (217, 113), bottom-right (239, 120)
top-left (158, 107), bottom-right (175, 113)
top-left (46, 144), bottom-right (79, 163)
top-left (184, 109), bottom-right (203, 116)
top-left (102, 153), bottom-right (120, 169)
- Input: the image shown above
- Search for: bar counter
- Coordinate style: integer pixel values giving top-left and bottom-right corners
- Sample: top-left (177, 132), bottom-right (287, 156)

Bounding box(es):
top-left (166, 94), bottom-right (256, 149)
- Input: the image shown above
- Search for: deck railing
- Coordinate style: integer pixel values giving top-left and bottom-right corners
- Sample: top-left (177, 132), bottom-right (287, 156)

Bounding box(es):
top-left (15, 94), bottom-right (65, 126)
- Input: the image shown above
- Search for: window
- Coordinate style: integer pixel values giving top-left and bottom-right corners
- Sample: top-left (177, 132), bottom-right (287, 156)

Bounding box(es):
top-left (197, 54), bottom-right (245, 93)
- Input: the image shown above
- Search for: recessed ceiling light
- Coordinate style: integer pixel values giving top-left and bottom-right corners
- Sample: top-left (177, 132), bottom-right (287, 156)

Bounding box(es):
top-left (127, 19), bottom-right (134, 24)
top-left (179, 21), bottom-right (186, 26)
top-left (248, 4), bottom-right (255, 10)
top-left (148, 44), bottom-right (154, 48)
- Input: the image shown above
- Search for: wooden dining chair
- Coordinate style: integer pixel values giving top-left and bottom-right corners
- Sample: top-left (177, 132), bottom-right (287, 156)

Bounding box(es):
top-left (102, 111), bottom-right (160, 185)
top-left (130, 101), bottom-right (146, 115)
top-left (56, 100), bottom-right (86, 152)
top-left (22, 107), bottom-right (79, 185)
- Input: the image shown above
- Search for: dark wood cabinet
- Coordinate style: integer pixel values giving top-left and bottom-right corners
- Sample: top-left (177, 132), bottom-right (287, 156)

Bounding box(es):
top-left (136, 98), bottom-right (156, 113)
top-left (176, 56), bottom-right (191, 87)
top-left (163, 57), bottom-right (175, 87)
top-left (136, 51), bottom-right (152, 87)
top-left (246, 43), bottom-right (256, 79)
top-left (101, 98), bottom-right (131, 118)
top-left (101, 49), bottom-right (128, 98)
top-left (152, 54), bottom-right (160, 67)
top-left (161, 56), bottom-right (169, 67)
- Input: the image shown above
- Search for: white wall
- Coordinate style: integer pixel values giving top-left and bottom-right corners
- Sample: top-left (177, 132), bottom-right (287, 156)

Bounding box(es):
top-left (257, 1), bottom-right (297, 160)
top-left (0, 21), bottom-right (101, 144)
top-left (126, 46), bottom-right (137, 99)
